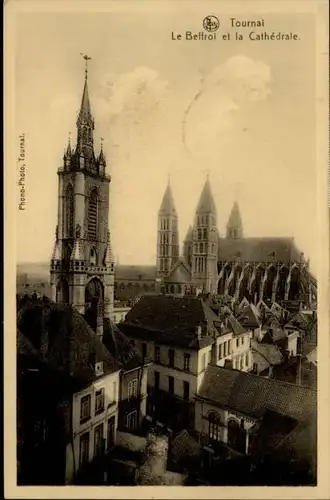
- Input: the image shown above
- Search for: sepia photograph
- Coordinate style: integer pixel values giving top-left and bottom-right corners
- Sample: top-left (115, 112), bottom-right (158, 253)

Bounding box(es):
top-left (4, 0), bottom-right (329, 497)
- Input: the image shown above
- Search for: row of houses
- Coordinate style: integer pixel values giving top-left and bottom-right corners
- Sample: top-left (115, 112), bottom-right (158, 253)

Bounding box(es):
top-left (17, 293), bottom-right (317, 485)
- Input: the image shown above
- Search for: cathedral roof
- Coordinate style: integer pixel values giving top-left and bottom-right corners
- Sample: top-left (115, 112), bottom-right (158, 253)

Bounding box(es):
top-left (158, 181), bottom-right (177, 216)
top-left (115, 265), bottom-right (156, 281)
top-left (227, 201), bottom-right (243, 229)
top-left (218, 237), bottom-right (301, 263)
top-left (195, 177), bottom-right (217, 215)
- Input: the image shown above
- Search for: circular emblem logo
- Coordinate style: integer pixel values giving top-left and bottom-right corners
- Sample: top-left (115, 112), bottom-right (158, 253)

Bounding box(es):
top-left (203, 15), bottom-right (220, 32)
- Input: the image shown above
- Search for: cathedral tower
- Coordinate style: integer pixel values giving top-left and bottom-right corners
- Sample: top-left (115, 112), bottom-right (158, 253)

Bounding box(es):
top-left (191, 176), bottom-right (218, 293)
top-left (50, 56), bottom-right (114, 339)
top-left (156, 179), bottom-right (179, 278)
top-left (226, 201), bottom-right (243, 239)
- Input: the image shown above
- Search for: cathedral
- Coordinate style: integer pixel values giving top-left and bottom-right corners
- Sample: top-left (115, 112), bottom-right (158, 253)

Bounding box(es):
top-left (156, 178), bottom-right (316, 309)
top-left (50, 60), bottom-right (115, 336)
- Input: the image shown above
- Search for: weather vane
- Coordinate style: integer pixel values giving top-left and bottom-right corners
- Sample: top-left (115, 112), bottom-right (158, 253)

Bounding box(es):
top-left (80, 53), bottom-right (91, 78)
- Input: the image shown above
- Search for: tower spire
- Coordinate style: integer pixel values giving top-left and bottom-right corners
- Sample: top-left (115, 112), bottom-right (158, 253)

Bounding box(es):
top-left (195, 175), bottom-right (217, 215)
top-left (76, 53), bottom-right (94, 162)
top-left (226, 201), bottom-right (243, 239)
top-left (158, 178), bottom-right (177, 216)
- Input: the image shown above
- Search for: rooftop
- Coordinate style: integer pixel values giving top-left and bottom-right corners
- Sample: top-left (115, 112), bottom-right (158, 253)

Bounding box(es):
top-left (119, 295), bottom-right (224, 349)
top-left (217, 237), bottom-right (301, 263)
top-left (17, 300), bottom-right (121, 391)
top-left (197, 364), bottom-right (316, 423)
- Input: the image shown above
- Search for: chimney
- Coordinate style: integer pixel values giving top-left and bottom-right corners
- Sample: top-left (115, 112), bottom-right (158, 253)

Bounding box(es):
top-left (196, 324), bottom-right (202, 340)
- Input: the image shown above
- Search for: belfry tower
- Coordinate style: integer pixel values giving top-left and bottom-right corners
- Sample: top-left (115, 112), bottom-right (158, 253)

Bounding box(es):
top-left (156, 178), bottom-right (179, 278)
top-left (191, 176), bottom-right (218, 294)
top-left (50, 55), bottom-right (114, 339)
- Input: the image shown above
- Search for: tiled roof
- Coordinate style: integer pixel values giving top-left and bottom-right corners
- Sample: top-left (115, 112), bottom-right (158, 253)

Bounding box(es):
top-left (197, 365), bottom-right (316, 423)
top-left (170, 429), bottom-right (201, 463)
top-left (226, 314), bottom-right (246, 336)
top-left (103, 318), bottom-right (143, 371)
top-left (285, 312), bottom-right (309, 330)
top-left (251, 339), bottom-right (283, 365)
top-left (262, 313), bottom-right (282, 330)
top-left (249, 409), bottom-right (298, 455)
top-left (270, 302), bottom-right (288, 321)
top-left (17, 301), bottom-right (120, 391)
top-left (217, 237), bottom-right (301, 262)
top-left (119, 295), bottom-right (221, 349)
top-left (237, 304), bottom-right (260, 329)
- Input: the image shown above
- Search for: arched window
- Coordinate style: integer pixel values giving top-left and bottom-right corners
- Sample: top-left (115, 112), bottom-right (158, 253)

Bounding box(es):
top-left (199, 243), bottom-right (203, 253)
top-left (128, 379), bottom-right (138, 400)
top-left (65, 185), bottom-right (74, 238)
top-left (90, 247), bottom-right (97, 266)
top-left (208, 411), bottom-right (222, 442)
top-left (56, 277), bottom-right (69, 303)
top-left (197, 229), bottom-right (202, 240)
top-left (203, 228), bottom-right (207, 239)
top-left (126, 410), bottom-right (137, 430)
top-left (88, 189), bottom-right (98, 240)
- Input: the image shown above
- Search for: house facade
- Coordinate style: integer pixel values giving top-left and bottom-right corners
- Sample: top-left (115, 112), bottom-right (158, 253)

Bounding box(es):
top-left (119, 295), bottom-right (253, 431)
top-left (194, 364), bottom-right (317, 458)
top-left (67, 368), bottom-right (120, 483)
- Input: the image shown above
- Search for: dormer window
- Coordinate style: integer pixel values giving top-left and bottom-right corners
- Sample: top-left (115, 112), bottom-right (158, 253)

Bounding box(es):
top-left (95, 361), bottom-right (104, 377)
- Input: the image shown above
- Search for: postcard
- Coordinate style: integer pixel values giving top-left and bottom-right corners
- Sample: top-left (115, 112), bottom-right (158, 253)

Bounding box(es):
top-left (4, 0), bottom-right (329, 498)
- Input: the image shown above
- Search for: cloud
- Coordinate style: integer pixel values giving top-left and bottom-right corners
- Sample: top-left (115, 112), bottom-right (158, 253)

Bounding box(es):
top-left (95, 66), bottom-right (170, 155)
top-left (183, 55), bottom-right (271, 155)
top-left (99, 66), bottom-right (169, 115)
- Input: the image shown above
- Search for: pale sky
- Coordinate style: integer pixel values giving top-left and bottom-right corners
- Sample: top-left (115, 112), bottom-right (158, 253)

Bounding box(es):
top-left (15, 8), bottom-right (317, 270)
